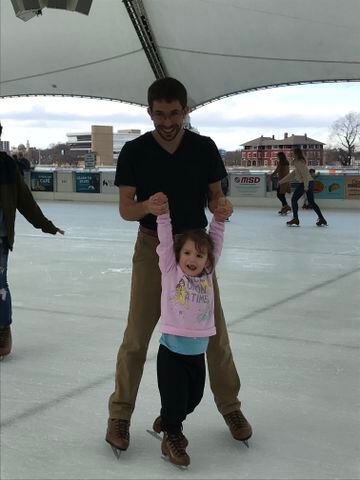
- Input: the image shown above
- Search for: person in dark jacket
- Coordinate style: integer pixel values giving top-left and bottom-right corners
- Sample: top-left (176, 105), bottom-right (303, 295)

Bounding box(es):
top-left (15, 152), bottom-right (31, 176)
top-left (270, 152), bottom-right (291, 215)
top-left (0, 123), bottom-right (64, 358)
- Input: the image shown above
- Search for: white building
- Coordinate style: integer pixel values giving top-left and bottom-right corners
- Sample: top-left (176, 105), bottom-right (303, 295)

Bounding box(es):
top-left (113, 129), bottom-right (141, 160)
top-left (66, 127), bottom-right (141, 165)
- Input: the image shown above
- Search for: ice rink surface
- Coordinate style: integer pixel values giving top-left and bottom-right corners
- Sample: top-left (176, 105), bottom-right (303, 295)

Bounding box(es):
top-left (1, 201), bottom-right (359, 480)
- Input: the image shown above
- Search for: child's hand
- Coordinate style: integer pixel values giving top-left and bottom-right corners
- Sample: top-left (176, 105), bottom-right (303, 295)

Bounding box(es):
top-left (151, 192), bottom-right (168, 205)
top-left (147, 192), bottom-right (169, 216)
top-left (214, 197), bottom-right (233, 222)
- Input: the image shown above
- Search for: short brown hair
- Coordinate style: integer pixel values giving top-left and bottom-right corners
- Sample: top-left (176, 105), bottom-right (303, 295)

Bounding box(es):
top-left (148, 77), bottom-right (188, 109)
top-left (174, 229), bottom-right (215, 273)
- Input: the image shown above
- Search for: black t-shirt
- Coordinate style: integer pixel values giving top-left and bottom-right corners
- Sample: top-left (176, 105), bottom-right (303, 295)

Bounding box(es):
top-left (114, 130), bottom-right (226, 233)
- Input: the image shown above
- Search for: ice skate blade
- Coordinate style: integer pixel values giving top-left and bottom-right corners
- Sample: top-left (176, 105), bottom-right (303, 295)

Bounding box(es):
top-left (161, 454), bottom-right (189, 470)
top-left (105, 439), bottom-right (124, 459)
top-left (110, 445), bottom-right (122, 459)
top-left (242, 439), bottom-right (250, 448)
top-left (146, 429), bottom-right (162, 441)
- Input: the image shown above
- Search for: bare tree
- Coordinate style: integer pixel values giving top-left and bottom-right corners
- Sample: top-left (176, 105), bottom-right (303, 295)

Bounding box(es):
top-left (224, 150), bottom-right (242, 166)
top-left (40, 143), bottom-right (80, 166)
top-left (330, 112), bottom-right (360, 165)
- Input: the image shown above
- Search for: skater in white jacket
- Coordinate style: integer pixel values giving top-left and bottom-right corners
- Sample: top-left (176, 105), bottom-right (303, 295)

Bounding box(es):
top-left (279, 148), bottom-right (327, 227)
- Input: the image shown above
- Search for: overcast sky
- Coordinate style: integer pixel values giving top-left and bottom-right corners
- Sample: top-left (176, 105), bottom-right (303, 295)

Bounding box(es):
top-left (1, 81), bottom-right (359, 151)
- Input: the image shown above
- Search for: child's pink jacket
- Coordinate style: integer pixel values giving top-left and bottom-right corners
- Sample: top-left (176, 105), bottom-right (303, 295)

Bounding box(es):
top-left (156, 213), bottom-right (224, 337)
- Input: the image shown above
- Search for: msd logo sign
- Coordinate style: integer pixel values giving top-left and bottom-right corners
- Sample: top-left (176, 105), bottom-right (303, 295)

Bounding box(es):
top-left (231, 173), bottom-right (266, 197)
top-left (235, 176), bottom-right (261, 184)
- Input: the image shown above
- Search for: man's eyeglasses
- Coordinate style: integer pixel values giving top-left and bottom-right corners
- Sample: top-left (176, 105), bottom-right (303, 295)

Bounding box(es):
top-left (151, 110), bottom-right (184, 122)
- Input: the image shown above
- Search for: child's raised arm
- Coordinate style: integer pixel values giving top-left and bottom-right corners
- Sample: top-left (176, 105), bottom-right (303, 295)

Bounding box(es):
top-left (156, 212), bottom-right (177, 273)
top-left (209, 216), bottom-right (225, 266)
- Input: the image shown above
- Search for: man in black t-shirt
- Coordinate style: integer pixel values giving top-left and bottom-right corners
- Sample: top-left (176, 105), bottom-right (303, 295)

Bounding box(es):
top-left (106, 78), bottom-right (252, 457)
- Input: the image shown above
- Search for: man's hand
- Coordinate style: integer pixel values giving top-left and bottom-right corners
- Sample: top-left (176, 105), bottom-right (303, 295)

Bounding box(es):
top-left (214, 197), bottom-right (233, 222)
top-left (146, 192), bottom-right (169, 216)
top-left (56, 228), bottom-right (65, 235)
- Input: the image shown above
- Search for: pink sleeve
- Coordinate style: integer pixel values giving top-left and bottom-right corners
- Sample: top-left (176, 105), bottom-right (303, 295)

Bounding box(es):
top-left (209, 217), bottom-right (224, 266)
top-left (156, 213), bottom-right (177, 273)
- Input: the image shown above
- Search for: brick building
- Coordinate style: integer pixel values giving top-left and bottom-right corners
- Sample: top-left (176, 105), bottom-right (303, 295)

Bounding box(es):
top-left (241, 133), bottom-right (324, 167)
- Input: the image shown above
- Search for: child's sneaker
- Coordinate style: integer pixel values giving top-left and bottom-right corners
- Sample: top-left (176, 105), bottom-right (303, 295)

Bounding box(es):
top-left (161, 432), bottom-right (190, 467)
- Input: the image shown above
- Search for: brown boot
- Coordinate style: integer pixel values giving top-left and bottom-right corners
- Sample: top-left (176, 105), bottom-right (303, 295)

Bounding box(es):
top-left (286, 218), bottom-right (299, 226)
top-left (0, 325), bottom-right (12, 357)
top-left (153, 416), bottom-right (188, 447)
top-left (105, 418), bottom-right (130, 451)
top-left (279, 205), bottom-right (291, 215)
top-left (223, 410), bottom-right (252, 441)
top-left (161, 432), bottom-right (190, 467)
top-left (283, 205), bottom-right (291, 214)
top-left (153, 415), bottom-right (162, 433)
top-left (316, 218), bottom-right (327, 227)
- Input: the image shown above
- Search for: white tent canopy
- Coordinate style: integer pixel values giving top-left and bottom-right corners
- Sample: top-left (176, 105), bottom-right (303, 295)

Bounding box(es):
top-left (1, 0), bottom-right (360, 109)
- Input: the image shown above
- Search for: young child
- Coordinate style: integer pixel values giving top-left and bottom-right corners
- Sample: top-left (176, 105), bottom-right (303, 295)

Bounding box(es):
top-left (153, 193), bottom-right (225, 467)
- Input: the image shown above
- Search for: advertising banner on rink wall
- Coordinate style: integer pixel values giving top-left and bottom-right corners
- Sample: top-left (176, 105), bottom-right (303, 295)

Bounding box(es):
top-left (312, 175), bottom-right (345, 199)
top-left (30, 171), bottom-right (54, 192)
top-left (75, 172), bottom-right (100, 193)
top-left (101, 171), bottom-right (118, 194)
top-left (345, 176), bottom-right (360, 199)
top-left (229, 173), bottom-right (266, 197)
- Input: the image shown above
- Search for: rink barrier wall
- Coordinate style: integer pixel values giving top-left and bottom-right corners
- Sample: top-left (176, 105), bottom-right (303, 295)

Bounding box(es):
top-left (24, 169), bottom-right (360, 209)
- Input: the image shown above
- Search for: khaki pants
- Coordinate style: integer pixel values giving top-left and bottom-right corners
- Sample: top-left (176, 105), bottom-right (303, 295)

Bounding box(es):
top-left (108, 230), bottom-right (241, 420)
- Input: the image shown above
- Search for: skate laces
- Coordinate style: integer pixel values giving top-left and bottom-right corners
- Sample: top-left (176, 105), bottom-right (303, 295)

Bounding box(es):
top-left (225, 411), bottom-right (247, 428)
top-left (167, 433), bottom-right (187, 457)
top-left (114, 419), bottom-right (129, 439)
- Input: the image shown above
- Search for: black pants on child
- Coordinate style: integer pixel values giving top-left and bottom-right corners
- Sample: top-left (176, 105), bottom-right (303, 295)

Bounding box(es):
top-left (157, 344), bottom-right (205, 434)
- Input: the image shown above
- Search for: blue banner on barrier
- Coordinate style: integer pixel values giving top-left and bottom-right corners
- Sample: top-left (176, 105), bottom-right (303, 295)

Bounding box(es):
top-left (31, 172), bottom-right (54, 191)
top-left (313, 175), bottom-right (345, 199)
top-left (75, 173), bottom-right (100, 193)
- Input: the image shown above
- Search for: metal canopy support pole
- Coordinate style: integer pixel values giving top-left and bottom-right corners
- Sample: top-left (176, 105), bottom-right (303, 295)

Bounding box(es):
top-left (123, 0), bottom-right (167, 80)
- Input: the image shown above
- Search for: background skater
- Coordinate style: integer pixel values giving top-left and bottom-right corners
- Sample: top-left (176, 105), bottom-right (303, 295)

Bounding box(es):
top-left (279, 148), bottom-right (327, 227)
top-left (271, 152), bottom-right (291, 215)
